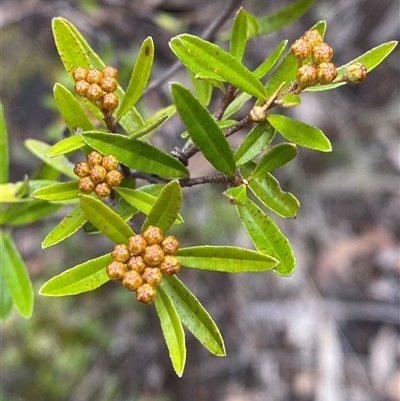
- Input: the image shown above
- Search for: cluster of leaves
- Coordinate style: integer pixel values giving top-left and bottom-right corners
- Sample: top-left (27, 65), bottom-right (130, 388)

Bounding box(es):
top-left (0, 0), bottom-right (396, 376)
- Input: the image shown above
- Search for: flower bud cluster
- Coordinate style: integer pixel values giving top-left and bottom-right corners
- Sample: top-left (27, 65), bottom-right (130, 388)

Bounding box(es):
top-left (72, 66), bottom-right (119, 113)
top-left (75, 151), bottom-right (122, 197)
top-left (106, 226), bottom-right (181, 304)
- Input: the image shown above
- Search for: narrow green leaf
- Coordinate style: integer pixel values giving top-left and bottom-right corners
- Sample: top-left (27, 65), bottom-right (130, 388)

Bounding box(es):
top-left (267, 114), bottom-right (331, 152)
top-left (194, 71), bottom-right (226, 90)
top-left (223, 184), bottom-right (247, 206)
top-left (278, 93), bottom-right (301, 108)
top-left (0, 232), bottom-right (34, 318)
top-left (252, 143), bottom-right (297, 178)
top-left (154, 286), bottom-right (186, 377)
top-left (182, 119), bottom-right (237, 139)
top-left (129, 113), bottom-right (169, 139)
top-left (81, 131), bottom-right (189, 178)
top-left (119, 108), bottom-right (145, 134)
top-left (170, 34), bottom-right (267, 99)
top-left (175, 246), bottom-right (278, 272)
top-left (116, 37), bottom-right (154, 119)
top-left (234, 120), bottom-right (275, 166)
top-left (80, 195), bottom-right (135, 243)
top-left (161, 275), bottom-right (225, 356)
top-left (0, 102), bottom-right (9, 184)
top-left (223, 92), bottom-right (251, 119)
top-left (237, 199), bottom-right (295, 276)
top-left (188, 70), bottom-right (213, 106)
top-left (230, 7), bottom-right (248, 61)
top-left (25, 139), bottom-right (76, 179)
top-left (254, 40), bottom-right (288, 79)
top-left (32, 181), bottom-right (79, 201)
top-left (42, 204), bottom-right (86, 248)
top-left (39, 254), bottom-right (111, 296)
top-left (1, 180), bottom-right (58, 203)
top-left (171, 83), bottom-right (235, 175)
top-left (48, 134), bottom-right (86, 157)
top-left (1, 277), bottom-right (13, 319)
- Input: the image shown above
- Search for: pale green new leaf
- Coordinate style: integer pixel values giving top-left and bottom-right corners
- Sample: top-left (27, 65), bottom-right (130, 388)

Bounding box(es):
top-left (223, 184), bottom-right (247, 206)
top-left (230, 7), bottom-right (248, 61)
top-left (32, 181), bottom-right (79, 201)
top-left (0, 180), bottom-right (58, 203)
top-left (48, 134), bottom-right (86, 157)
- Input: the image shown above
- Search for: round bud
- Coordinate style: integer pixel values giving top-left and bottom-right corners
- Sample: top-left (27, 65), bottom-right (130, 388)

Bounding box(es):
top-left (105, 170), bottom-right (123, 187)
top-left (106, 261), bottom-right (126, 280)
top-left (160, 255), bottom-right (181, 275)
top-left (127, 255), bottom-right (147, 273)
top-left (102, 93), bottom-right (119, 111)
top-left (94, 182), bottom-right (111, 198)
top-left (102, 66), bottom-right (118, 79)
top-left (302, 30), bottom-right (323, 48)
top-left (290, 39), bottom-right (311, 60)
top-left (86, 84), bottom-right (103, 102)
top-left (122, 271), bottom-right (143, 291)
top-left (72, 67), bottom-right (88, 82)
top-left (136, 283), bottom-right (156, 304)
top-left (296, 64), bottom-right (318, 88)
top-left (142, 226), bottom-right (164, 245)
top-left (101, 155), bottom-right (119, 171)
top-left (86, 150), bottom-right (103, 166)
top-left (74, 80), bottom-right (90, 96)
top-left (78, 176), bottom-right (95, 193)
top-left (100, 76), bottom-right (118, 93)
top-left (86, 68), bottom-right (103, 84)
top-left (90, 165), bottom-right (107, 184)
top-left (311, 42), bottom-right (333, 65)
top-left (74, 161), bottom-right (90, 178)
top-left (143, 245), bottom-right (164, 266)
top-left (316, 62), bottom-right (338, 84)
top-left (127, 234), bottom-right (147, 255)
top-left (161, 235), bottom-right (179, 254)
top-left (343, 62), bottom-right (367, 84)
top-left (111, 244), bottom-right (131, 263)
top-left (142, 267), bottom-right (163, 287)
top-left (249, 106), bottom-right (266, 123)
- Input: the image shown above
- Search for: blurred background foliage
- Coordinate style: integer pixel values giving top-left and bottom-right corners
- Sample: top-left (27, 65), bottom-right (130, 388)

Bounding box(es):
top-left (1, 0), bottom-right (399, 400)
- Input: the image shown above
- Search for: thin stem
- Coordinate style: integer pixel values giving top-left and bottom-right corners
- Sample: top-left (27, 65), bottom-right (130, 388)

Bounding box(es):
top-left (214, 84), bottom-right (237, 121)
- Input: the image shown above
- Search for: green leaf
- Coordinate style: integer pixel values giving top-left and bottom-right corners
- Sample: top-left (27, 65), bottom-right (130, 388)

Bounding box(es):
top-left (25, 139), bottom-right (76, 179)
top-left (53, 83), bottom-right (94, 132)
top-left (278, 93), bottom-right (301, 108)
top-left (234, 120), bottom-right (275, 166)
top-left (241, 162), bottom-right (299, 218)
top-left (42, 204), bottom-right (86, 248)
top-left (253, 40), bottom-right (288, 79)
top-left (116, 37), bottom-right (154, 119)
top-left (32, 181), bottom-right (79, 201)
top-left (79, 195), bottom-right (135, 243)
top-left (0, 232), bottom-right (34, 318)
top-left (175, 246), bottom-right (278, 272)
top-left (256, 0), bottom-right (315, 37)
top-left (223, 184), bottom-right (247, 206)
top-left (142, 180), bottom-right (182, 232)
top-left (47, 134), bottom-right (86, 157)
top-left (0, 102), bottom-right (9, 184)
top-left (129, 113), bottom-right (169, 139)
top-left (182, 119), bottom-right (237, 139)
top-left (39, 253), bottom-right (111, 296)
top-left (170, 34), bottom-right (267, 99)
top-left (230, 7), bottom-right (248, 61)
top-left (170, 83), bottom-right (236, 175)
top-left (1, 277), bottom-right (13, 319)
top-left (223, 92), bottom-right (252, 119)
top-left (188, 70), bottom-right (213, 106)
top-left (154, 286), bottom-right (186, 377)
top-left (81, 131), bottom-right (189, 178)
top-left (267, 114), bottom-right (331, 152)
top-left (0, 180), bottom-right (58, 203)
top-left (161, 275), bottom-right (225, 356)
top-left (237, 199), bottom-right (295, 276)
top-left (251, 143), bottom-right (297, 178)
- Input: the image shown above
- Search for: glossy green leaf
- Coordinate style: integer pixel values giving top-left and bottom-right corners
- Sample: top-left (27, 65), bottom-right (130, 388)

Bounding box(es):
top-left (171, 83), bottom-right (235, 175)
top-left (154, 286), bottom-right (186, 377)
top-left (42, 204), bottom-right (86, 248)
top-left (53, 83), bottom-right (94, 132)
top-left (0, 102), bottom-right (8, 184)
top-left (1, 276), bottom-right (13, 319)
top-left (188, 70), bottom-right (213, 106)
top-left (47, 134), bottom-right (86, 157)
top-left (80, 195), bottom-right (135, 244)
top-left (81, 131), bottom-right (189, 178)
top-left (252, 143), bottom-right (297, 178)
top-left (254, 40), bottom-right (288, 79)
top-left (234, 120), bottom-right (275, 166)
top-left (0, 232), bottom-right (34, 318)
top-left (161, 275), bottom-right (225, 356)
top-left (25, 139), bottom-right (76, 179)
top-left (116, 37), bottom-right (154, 119)
top-left (237, 199), bottom-right (295, 276)
top-left (39, 253), bottom-right (111, 296)
top-left (223, 184), bottom-right (247, 206)
top-left (267, 114), bottom-right (331, 152)
top-left (32, 181), bottom-right (79, 201)
top-left (170, 34), bottom-right (267, 99)
top-left (0, 180), bottom-right (58, 203)
top-left (175, 246), bottom-right (278, 272)
top-left (142, 180), bottom-right (182, 232)
top-left (230, 7), bottom-right (248, 61)
top-left (241, 162), bottom-right (299, 218)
